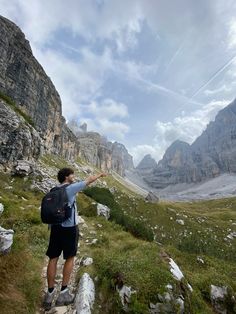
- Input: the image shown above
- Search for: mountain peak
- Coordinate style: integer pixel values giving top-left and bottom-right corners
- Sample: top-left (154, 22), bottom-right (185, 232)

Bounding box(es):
top-left (136, 154), bottom-right (158, 169)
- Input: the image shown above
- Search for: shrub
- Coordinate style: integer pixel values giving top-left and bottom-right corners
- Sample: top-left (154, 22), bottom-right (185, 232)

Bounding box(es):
top-left (83, 187), bottom-right (154, 242)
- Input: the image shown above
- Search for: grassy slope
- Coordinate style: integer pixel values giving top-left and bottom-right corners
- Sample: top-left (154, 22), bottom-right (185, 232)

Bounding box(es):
top-left (0, 154), bottom-right (235, 313)
top-left (0, 172), bottom-right (48, 313)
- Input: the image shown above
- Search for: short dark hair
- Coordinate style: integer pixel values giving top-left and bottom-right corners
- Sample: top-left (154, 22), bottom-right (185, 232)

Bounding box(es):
top-left (57, 168), bottom-right (74, 183)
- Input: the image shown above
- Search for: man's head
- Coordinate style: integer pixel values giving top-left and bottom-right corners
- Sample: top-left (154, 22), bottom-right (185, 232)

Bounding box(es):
top-left (57, 168), bottom-right (75, 184)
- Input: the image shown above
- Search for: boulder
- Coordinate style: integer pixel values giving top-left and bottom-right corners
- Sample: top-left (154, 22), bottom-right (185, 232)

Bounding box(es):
top-left (97, 203), bottom-right (110, 220)
top-left (12, 160), bottom-right (34, 177)
top-left (81, 257), bottom-right (93, 266)
top-left (0, 226), bottom-right (14, 254)
top-left (75, 273), bottom-right (95, 314)
top-left (210, 285), bottom-right (228, 314)
top-left (145, 191), bottom-right (159, 203)
top-left (0, 203), bottom-right (3, 215)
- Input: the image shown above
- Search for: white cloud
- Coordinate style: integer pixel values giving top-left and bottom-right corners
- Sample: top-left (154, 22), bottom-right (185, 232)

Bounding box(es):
top-left (157, 99), bottom-right (229, 149)
top-left (0, 0), bottom-right (144, 52)
top-left (30, 45), bottom-right (113, 118)
top-left (78, 98), bottom-right (130, 140)
top-left (85, 99), bottom-right (128, 119)
top-left (204, 85), bottom-right (234, 95)
top-left (79, 117), bottom-right (130, 141)
top-left (130, 99), bottom-right (230, 165)
top-left (154, 99), bottom-right (229, 146)
top-left (129, 145), bottom-right (160, 166)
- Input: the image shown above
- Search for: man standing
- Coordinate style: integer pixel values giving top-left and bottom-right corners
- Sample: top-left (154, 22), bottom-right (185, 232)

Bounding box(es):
top-left (43, 167), bottom-right (106, 309)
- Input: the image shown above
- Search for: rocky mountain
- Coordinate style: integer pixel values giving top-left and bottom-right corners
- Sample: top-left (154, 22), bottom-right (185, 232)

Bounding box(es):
top-left (136, 154), bottom-right (158, 170)
top-left (0, 16), bottom-right (79, 160)
top-left (138, 99), bottom-right (236, 189)
top-left (136, 154), bottom-right (158, 178)
top-left (0, 15), bottom-right (133, 175)
top-left (76, 130), bottom-right (134, 176)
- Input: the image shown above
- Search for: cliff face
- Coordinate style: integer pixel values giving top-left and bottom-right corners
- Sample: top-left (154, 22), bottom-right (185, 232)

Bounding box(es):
top-left (77, 132), bottom-right (134, 176)
top-left (0, 16), bottom-right (133, 176)
top-left (0, 99), bottom-right (42, 169)
top-left (0, 15), bottom-right (79, 160)
top-left (138, 99), bottom-right (236, 188)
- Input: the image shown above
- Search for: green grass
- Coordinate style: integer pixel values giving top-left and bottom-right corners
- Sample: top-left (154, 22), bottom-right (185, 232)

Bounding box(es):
top-left (113, 192), bottom-right (236, 262)
top-left (0, 172), bottom-right (48, 313)
top-left (76, 216), bottom-right (217, 313)
top-left (0, 154), bottom-right (236, 313)
top-left (83, 186), bottom-right (154, 241)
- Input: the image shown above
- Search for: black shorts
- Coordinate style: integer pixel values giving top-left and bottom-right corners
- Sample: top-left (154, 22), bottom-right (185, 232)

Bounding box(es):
top-left (46, 225), bottom-right (79, 260)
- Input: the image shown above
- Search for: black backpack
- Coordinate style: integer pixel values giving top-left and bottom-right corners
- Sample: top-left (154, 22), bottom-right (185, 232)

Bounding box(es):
top-left (41, 184), bottom-right (72, 224)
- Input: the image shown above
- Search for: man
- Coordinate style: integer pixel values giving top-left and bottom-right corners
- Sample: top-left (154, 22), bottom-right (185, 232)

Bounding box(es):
top-left (43, 167), bottom-right (106, 310)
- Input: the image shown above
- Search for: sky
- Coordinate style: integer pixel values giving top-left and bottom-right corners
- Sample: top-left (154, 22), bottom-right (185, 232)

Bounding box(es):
top-left (1, 0), bottom-right (236, 165)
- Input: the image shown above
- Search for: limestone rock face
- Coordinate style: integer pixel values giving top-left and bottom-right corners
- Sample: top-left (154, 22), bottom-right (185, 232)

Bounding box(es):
top-left (191, 99), bottom-right (236, 173)
top-left (142, 141), bottom-right (196, 188)
top-left (0, 15), bottom-right (79, 161)
top-left (137, 154), bottom-right (158, 170)
top-left (77, 132), bottom-right (134, 176)
top-left (140, 99), bottom-right (236, 188)
top-left (0, 100), bottom-right (42, 169)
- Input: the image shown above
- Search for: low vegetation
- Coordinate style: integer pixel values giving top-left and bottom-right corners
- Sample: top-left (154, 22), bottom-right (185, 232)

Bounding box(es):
top-left (0, 172), bottom-right (48, 313)
top-left (0, 154), bottom-right (235, 313)
top-left (83, 187), bottom-right (154, 241)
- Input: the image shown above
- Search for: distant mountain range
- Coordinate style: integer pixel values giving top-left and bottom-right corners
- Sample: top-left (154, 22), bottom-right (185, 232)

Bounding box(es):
top-left (1, 15), bottom-right (236, 188)
top-left (136, 98), bottom-right (236, 188)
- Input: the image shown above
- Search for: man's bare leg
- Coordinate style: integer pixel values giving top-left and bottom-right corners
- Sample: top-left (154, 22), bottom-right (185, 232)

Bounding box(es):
top-left (62, 256), bottom-right (74, 286)
top-left (47, 257), bottom-right (59, 288)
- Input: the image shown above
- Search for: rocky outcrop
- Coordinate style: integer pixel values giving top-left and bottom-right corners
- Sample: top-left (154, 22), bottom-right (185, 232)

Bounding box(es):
top-left (97, 203), bottom-right (111, 220)
top-left (75, 273), bottom-right (95, 314)
top-left (0, 99), bottom-right (42, 170)
top-left (77, 131), bottom-right (134, 176)
top-left (210, 285), bottom-right (236, 314)
top-left (137, 154), bottom-right (158, 170)
top-left (140, 99), bottom-right (236, 188)
top-left (0, 15), bottom-right (79, 162)
top-left (0, 203), bottom-right (14, 254)
top-left (145, 191), bottom-right (159, 203)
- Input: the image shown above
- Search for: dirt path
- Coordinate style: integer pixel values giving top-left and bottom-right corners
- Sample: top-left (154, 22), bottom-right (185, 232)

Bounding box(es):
top-left (36, 253), bottom-right (81, 314)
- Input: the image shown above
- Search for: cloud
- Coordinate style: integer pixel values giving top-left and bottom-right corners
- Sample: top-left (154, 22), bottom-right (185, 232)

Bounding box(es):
top-left (1, 0), bottom-right (236, 163)
top-left (85, 99), bottom-right (129, 119)
top-left (78, 98), bottom-right (130, 140)
top-left (204, 84), bottom-right (235, 95)
top-left (130, 99), bottom-right (230, 165)
top-left (154, 99), bottom-right (229, 145)
top-left (129, 145), bottom-right (161, 166)
top-left (30, 45), bottom-right (113, 118)
top-left (1, 0), bottom-right (144, 52)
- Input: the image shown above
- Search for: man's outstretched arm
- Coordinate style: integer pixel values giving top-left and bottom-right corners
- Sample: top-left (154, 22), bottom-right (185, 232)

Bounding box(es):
top-left (85, 173), bottom-right (107, 186)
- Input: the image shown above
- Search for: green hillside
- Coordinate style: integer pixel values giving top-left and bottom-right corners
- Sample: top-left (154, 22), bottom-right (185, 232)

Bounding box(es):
top-left (0, 155), bottom-right (235, 313)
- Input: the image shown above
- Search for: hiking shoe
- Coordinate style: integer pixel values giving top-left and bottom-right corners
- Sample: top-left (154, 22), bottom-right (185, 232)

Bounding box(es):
top-left (42, 289), bottom-right (56, 310)
top-left (55, 288), bottom-right (75, 306)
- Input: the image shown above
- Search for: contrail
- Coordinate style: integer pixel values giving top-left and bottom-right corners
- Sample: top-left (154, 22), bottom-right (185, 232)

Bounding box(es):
top-left (61, 41), bottom-right (203, 107)
top-left (190, 54), bottom-right (236, 99)
top-left (165, 41), bottom-right (185, 73)
top-left (137, 76), bottom-right (203, 106)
